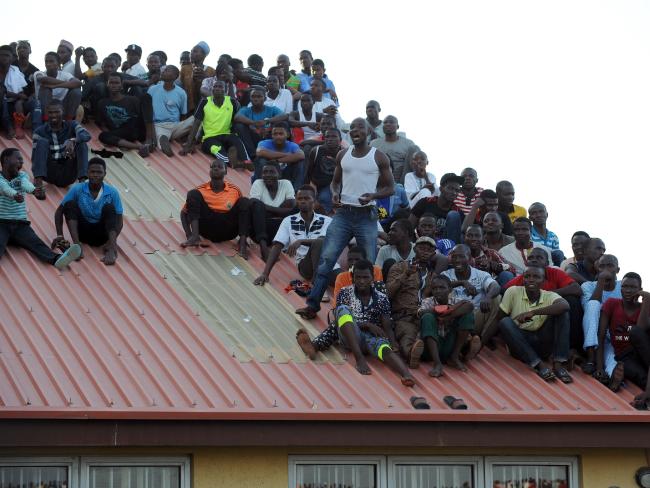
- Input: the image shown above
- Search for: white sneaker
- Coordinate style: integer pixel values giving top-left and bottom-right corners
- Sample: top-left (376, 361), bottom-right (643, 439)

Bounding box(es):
top-left (54, 244), bottom-right (81, 270)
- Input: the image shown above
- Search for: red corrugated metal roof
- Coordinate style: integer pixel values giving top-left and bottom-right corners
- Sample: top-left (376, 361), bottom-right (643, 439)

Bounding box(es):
top-left (0, 129), bottom-right (647, 422)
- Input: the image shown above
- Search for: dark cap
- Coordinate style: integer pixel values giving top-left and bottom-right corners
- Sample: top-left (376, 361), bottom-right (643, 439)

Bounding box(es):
top-left (125, 44), bottom-right (142, 56)
top-left (440, 172), bottom-right (464, 187)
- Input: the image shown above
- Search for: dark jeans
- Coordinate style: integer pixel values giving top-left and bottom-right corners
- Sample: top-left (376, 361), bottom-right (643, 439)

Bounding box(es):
top-left (253, 157), bottom-right (305, 191)
top-left (31, 137), bottom-right (89, 187)
top-left (0, 220), bottom-right (58, 264)
top-left (38, 87), bottom-right (81, 119)
top-left (233, 122), bottom-right (263, 159)
top-left (565, 295), bottom-right (584, 351)
top-left (499, 312), bottom-right (570, 367)
top-left (201, 133), bottom-right (248, 161)
top-left (63, 201), bottom-right (117, 246)
top-left (248, 198), bottom-right (286, 244)
top-left (445, 210), bottom-right (462, 244)
top-left (622, 326), bottom-right (650, 388)
top-left (185, 189), bottom-right (251, 242)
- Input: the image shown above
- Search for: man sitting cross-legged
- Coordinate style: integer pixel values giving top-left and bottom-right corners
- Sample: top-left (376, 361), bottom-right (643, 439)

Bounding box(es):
top-left (253, 185), bottom-right (335, 285)
top-left (52, 157), bottom-right (123, 266)
top-left (418, 275), bottom-right (475, 377)
top-left (307, 259), bottom-right (414, 385)
top-left (0, 148), bottom-right (80, 269)
top-left (180, 159), bottom-right (252, 258)
top-left (498, 265), bottom-right (573, 383)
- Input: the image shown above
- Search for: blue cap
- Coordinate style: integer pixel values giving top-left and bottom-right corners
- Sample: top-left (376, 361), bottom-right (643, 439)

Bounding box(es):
top-left (196, 41), bottom-right (210, 56)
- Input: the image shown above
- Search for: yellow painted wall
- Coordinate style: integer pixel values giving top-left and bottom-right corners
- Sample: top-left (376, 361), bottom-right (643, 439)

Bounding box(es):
top-left (1, 446), bottom-right (647, 488)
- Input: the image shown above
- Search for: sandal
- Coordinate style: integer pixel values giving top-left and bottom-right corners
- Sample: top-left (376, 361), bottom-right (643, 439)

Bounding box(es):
top-left (554, 367), bottom-right (573, 384)
top-left (295, 306), bottom-right (317, 320)
top-left (581, 361), bottom-right (595, 375)
top-left (536, 366), bottom-right (556, 382)
top-left (410, 396), bottom-right (430, 410)
top-left (443, 395), bottom-right (468, 410)
top-left (593, 369), bottom-right (610, 385)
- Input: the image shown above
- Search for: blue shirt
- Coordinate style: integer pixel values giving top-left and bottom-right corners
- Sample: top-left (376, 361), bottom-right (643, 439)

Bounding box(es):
top-left (60, 182), bottom-right (123, 223)
top-left (238, 105), bottom-right (282, 123)
top-left (376, 183), bottom-right (409, 224)
top-left (257, 139), bottom-right (301, 154)
top-left (581, 280), bottom-right (622, 309)
top-left (148, 83), bottom-right (188, 123)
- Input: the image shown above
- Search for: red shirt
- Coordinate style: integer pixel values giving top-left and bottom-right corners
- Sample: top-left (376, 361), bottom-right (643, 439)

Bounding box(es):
top-left (601, 298), bottom-right (641, 356)
top-left (504, 266), bottom-right (575, 290)
top-left (453, 187), bottom-right (484, 215)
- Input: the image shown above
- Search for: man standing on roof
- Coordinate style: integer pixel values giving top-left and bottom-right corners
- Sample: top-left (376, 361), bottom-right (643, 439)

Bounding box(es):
top-left (180, 159), bottom-right (252, 259)
top-left (295, 117), bottom-right (394, 319)
top-left (52, 157), bottom-right (123, 266)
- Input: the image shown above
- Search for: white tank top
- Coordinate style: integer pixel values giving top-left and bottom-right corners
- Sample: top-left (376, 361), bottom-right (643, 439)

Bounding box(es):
top-left (298, 106), bottom-right (320, 139)
top-left (340, 146), bottom-right (379, 206)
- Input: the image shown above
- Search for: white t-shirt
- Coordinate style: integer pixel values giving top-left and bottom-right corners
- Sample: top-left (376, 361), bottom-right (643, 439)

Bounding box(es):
top-left (265, 89), bottom-right (293, 114)
top-left (61, 60), bottom-right (75, 75)
top-left (249, 179), bottom-right (295, 207)
top-left (313, 98), bottom-right (344, 129)
top-left (404, 171), bottom-right (439, 198)
top-left (442, 267), bottom-right (497, 310)
top-left (33, 70), bottom-right (75, 100)
top-left (126, 62), bottom-right (147, 79)
top-left (4, 65), bottom-right (27, 93)
top-left (375, 243), bottom-right (415, 268)
top-left (499, 242), bottom-right (553, 275)
top-left (273, 212), bottom-right (333, 264)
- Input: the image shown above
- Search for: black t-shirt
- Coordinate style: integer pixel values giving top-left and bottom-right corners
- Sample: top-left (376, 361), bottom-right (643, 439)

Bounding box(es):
top-left (311, 145), bottom-right (337, 188)
top-left (97, 96), bottom-right (142, 130)
top-left (12, 61), bottom-right (39, 96)
top-left (411, 196), bottom-right (459, 238)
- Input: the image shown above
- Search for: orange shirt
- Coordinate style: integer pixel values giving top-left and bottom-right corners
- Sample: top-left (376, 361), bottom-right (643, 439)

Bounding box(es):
top-left (184, 181), bottom-right (242, 213)
top-left (332, 266), bottom-right (383, 306)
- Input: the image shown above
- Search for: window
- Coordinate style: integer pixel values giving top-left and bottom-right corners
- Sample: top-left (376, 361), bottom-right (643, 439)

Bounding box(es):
top-left (0, 458), bottom-right (78, 488)
top-left (81, 458), bottom-right (189, 488)
top-left (389, 457), bottom-right (481, 488)
top-left (289, 456), bottom-right (386, 488)
top-left (485, 457), bottom-right (578, 488)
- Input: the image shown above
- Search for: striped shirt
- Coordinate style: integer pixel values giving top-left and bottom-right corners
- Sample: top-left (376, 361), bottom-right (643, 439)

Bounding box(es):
top-left (0, 171), bottom-right (35, 221)
top-left (453, 187), bottom-right (484, 215)
top-left (32, 121), bottom-right (91, 162)
top-left (531, 226), bottom-right (561, 250)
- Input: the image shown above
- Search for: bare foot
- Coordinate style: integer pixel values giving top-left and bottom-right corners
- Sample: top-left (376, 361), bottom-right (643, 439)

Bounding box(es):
top-left (102, 246), bottom-right (117, 266)
top-left (448, 356), bottom-right (468, 372)
top-left (354, 358), bottom-right (371, 375)
top-left (238, 239), bottom-right (249, 260)
top-left (138, 144), bottom-right (150, 158)
top-left (296, 329), bottom-right (317, 360)
top-left (429, 363), bottom-right (444, 377)
top-left (609, 361), bottom-right (624, 392)
top-left (401, 375), bottom-right (415, 387)
top-left (181, 236), bottom-right (201, 247)
top-left (465, 336), bottom-right (482, 361)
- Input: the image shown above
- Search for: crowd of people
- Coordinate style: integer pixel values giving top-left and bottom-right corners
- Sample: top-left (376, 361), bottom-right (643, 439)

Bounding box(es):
top-left (1, 40), bottom-right (648, 410)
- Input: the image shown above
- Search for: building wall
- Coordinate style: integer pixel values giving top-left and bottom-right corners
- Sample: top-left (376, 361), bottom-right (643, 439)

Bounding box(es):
top-left (1, 446), bottom-right (647, 488)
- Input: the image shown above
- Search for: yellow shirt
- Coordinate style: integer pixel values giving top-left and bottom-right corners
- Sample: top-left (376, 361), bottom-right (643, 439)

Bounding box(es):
top-left (500, 286), bottom-right (562, 331)
top-left (508, 204), bottom-right (527, 223)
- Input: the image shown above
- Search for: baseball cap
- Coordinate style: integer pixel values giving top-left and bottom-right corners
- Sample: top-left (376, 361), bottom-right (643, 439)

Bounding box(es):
top-left (415, 236), bottom-right (437, 247)
top-left (125, 44), bottom-right (142, 56)
top-left (440, 172), bottom-right (464, 187)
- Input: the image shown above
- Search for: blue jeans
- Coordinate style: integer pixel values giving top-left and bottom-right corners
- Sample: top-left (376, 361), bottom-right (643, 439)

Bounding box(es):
top-left (496, 270), bottom-right (515, 287)
top-left (445, 210), bottom-right (462, 244)
top-left (306, 205), bottom-right (379, 311)
top-left (499, 312), bottom-right (570, 367)
top-left (317, 185), bottom-right (333, 213)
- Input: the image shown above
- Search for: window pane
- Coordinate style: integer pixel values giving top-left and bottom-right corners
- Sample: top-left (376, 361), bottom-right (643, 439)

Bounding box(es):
top-left (491, 464), bottom-right (569, 488)
top-left (295, 464), bottom-right (376, 488)
top-left (395, 464), bottom-right (474, 488)
top-left (88, 466), bottom-right (180, 488)
top-left (0, 466), bottom-right (68, 488)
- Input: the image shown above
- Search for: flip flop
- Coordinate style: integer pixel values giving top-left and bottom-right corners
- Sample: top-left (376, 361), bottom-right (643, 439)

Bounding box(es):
top-left (410, 396), bottom-right (430, 409)
top-left (581, 361), bottom-right (596, 375)
top-left (443, 395), bottom-right (468, 410)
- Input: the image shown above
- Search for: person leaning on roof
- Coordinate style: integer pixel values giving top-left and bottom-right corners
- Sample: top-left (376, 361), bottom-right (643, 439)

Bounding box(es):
top-left (180, 158), bottom-right (253, 259)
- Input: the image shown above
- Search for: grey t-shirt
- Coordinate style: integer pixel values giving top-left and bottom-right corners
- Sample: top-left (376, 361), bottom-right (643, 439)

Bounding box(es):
top-left (370, 136), bottom-right (419, 183)
top-left (375, 243), bottom-right (415, 268)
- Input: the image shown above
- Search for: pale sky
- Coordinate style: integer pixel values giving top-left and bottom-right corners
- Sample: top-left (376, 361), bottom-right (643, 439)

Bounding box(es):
top-left (5, 0), bottom-right (649, 280)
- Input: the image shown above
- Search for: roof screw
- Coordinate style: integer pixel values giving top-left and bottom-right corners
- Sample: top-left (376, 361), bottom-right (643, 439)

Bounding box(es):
top-left (28, 306), bottom-right (33, 312)
top-left (131, 240), bottom-right (137, 246)
top-left (169, 213), bottom-right (174, 219)
top-left (347, 401), bottom-right (353, 407)
top-left (195, 311), bottom-right (200, 316)
top-left (232, 352), bottom-right (236, 358)
top-left (387, 402), bottom-right (393, 408)
top-left (311, 401), bottom-right (317, 409)
top-left (86, 308), bottom-right (90, 313)
top-left (171, 187), bottom-right (176, 191)
top-left (109, 399), bottom-right (114, 406)
top-left (136, 350), bottom-right (141, 356)
top-left (268, 353), bottom-right (274, 359)
top-left (17, 350), bottom-right (22, 355)
top-left (152, 399), bottom-right (157, 406)
top-left (191, 400), bottom-right (197, 407)
top-left (25, 398), bottom-right (31, 405)
top-left (232, 399), bottom-right (237, 407)
top-left (68, 397), bottom-right (73, 405)
top-left (140, 310), bottom-right (145, 316)
top-left (116, 351), bottom-right (121, 356)
top-left (272, 400), bottom-right (278, 407)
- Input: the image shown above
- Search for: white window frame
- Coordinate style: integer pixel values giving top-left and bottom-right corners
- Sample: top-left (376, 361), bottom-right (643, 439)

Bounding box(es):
top-left (80, 456), bottom-right (190, 488)
top-left (289, 455), bottom-right (387, 488)
top-left (0, 456), bottom-right (79, 488)
top-left (388, 455), bottom-right (484, 488)
top-left (485, 456), bottom-right (579, 488)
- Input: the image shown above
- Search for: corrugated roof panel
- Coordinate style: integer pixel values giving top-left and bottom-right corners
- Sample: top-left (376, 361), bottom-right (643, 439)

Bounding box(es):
top-left (0, 132), bottom-right (647, 422)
